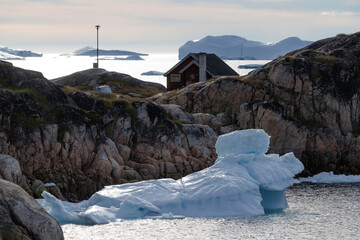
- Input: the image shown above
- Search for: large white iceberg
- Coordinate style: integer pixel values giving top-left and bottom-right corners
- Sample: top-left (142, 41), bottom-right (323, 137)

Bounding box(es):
top-left (38, 129), bottom-right (304, 225)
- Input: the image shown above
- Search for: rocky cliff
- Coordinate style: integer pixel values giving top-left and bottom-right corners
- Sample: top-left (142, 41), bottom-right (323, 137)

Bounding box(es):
top-left (156, 32), bottom-right (360, 176)
top-left (0, 61), bottom-right (217, 201)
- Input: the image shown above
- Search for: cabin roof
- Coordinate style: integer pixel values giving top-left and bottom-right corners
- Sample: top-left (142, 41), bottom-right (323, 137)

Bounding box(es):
top-left (164, 53), bottom-right (239, 77)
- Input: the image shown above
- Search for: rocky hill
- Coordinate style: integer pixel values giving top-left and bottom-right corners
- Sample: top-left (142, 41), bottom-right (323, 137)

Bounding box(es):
top-left (179, 35), bottom-right (312, 60)
top-left (52, 68), bottom-right (166, 97)
top-left (0, 61), bottom-right (217, 201)
top-left (156, 32), bottom-right (360, 176)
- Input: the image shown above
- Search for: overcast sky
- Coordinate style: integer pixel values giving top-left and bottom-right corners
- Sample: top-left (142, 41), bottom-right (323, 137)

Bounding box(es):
top-left (1, 0), bottom-right (359, 53)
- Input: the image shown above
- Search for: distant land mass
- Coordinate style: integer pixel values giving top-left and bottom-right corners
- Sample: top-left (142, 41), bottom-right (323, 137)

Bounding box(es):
top-left (0, 45), bottom-right (42, 59)
top-left (178, 35), bottom-right (313, 60)
top-left (74, 46), bottom-right (148, 57)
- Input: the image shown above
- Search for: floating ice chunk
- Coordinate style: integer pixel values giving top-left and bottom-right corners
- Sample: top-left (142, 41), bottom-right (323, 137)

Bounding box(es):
top-left (39, 129), bottom-right (304, 224)
top-left (299, 171), bottom-right (360, 183)
top-left (44, 183), bottom-right (56, 187)
top-left (215, 129), bottom-right (270, 156)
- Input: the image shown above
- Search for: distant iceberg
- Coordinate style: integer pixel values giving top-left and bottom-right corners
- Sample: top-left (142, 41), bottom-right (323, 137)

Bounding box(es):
top-left (238, 64), bottom-right (263, 69)
top-left (0, 51), bottom-right (24, 60)
top-left (299, 172), bottom-right (360, 183)
top-left (141, 71), bottom-right (164, 76)
top-left (0, 45), bottom-right (42, 58)
top-left (38, 129), bottom-right (304, 225)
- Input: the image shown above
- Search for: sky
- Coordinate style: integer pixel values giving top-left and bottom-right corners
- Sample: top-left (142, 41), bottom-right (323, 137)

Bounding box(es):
top-left (1, 0), bottom-right (359, 54)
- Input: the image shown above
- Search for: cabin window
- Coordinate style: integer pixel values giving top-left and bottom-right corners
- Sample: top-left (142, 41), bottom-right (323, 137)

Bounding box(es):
top-left (170, 74), bottom-right (181, 82)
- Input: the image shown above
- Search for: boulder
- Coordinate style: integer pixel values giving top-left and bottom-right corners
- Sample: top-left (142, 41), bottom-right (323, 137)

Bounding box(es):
top-left (0, 179), bottom-right (63, 240)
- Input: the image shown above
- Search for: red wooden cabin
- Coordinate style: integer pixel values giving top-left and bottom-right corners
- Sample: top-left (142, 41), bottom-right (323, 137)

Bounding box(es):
top-left (164, 53), bottom-right (239, 91)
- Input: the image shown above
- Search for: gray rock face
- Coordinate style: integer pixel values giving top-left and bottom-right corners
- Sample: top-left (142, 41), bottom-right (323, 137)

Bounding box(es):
top-left (0, 154), bottom-right (23, 183)
top-left (0, 179), bottom-right (64, 240)
top-left (157, 32), bottom-right (360, 176)
top-left (0, 60), bottom-right (217, 201)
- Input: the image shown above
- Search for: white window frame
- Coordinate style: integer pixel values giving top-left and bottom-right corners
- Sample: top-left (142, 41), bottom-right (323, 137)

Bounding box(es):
top-left (170, 74), bottom-right (181, 82)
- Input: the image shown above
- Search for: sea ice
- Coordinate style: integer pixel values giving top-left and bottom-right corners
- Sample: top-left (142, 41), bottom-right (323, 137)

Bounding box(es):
top-left (38, 129), bottom-right (304, 225)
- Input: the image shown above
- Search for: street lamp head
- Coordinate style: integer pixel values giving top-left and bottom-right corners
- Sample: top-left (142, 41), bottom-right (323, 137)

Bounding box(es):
top-left (95, 25), bottom-right (100, 29)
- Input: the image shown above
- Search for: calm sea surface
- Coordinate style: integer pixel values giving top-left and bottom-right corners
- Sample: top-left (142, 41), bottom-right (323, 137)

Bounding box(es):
top-left (7, 54), bottom-right (270, 87)
top-left (62, 183), bottom-right (360, 240)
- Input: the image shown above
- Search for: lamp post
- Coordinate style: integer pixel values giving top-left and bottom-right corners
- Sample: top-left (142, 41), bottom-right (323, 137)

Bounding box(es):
top-left (94, 25), bottom-right (100, 68)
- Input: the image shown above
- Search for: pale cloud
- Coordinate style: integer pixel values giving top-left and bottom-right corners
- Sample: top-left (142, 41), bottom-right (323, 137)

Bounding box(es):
top-left (320, 11), bottom-right (359, 16)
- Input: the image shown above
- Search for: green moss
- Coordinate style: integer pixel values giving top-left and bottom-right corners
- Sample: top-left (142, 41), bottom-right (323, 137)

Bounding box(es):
top-left (164, 90), bottom-right (180, 100)
top-left (84, 110), bottom-right (101, 123)
top-left (336, 33), bottom-right (348, 38)
top-left (12, 112), bottom-right (48, 130)
top-left (310, 55), bottom-right (345, 65)
top-left (18, 182), bottom-right (33, 196)
top-left (97, 77), bottom-right (163, 98)
top-left (237, 75), bottom-right (264, 87)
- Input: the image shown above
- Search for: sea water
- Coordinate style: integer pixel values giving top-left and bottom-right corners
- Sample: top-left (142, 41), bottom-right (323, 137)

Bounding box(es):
top-left (6, 54), bottom-right (270, 87)
top-left (62, 183), bottom-right (360, 240)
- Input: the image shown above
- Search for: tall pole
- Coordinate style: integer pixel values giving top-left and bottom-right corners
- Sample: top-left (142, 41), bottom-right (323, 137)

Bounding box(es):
top-left (95, 25), bottom-right (100, 68)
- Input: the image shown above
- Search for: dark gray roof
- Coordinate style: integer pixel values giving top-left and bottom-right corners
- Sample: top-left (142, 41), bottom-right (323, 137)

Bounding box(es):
top-left (164, 53), bottom-right (239, 77)
top-left (192, 53), bottom-right (239, 76)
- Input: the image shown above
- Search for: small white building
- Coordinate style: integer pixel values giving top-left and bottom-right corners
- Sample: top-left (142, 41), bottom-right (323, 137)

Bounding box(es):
top-left (96, 85), bottom-right (112, 94)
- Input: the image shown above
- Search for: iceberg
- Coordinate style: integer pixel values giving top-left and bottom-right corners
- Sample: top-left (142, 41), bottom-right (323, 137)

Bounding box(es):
top-left (299, 171), bottom-right (360, 183)
top-left (38, 129), bottom-right (304, 225)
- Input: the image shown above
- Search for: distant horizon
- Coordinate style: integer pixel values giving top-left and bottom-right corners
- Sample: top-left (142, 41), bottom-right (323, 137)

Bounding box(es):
top-left (0, 32), bottom-right (348, 55)
top-left (2, 0), bottom-right (359, 54)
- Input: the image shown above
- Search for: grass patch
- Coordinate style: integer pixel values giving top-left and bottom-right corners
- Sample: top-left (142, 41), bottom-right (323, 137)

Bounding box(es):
top-left (84, 110), bottom-right (101, 123)
top-left (336, 33), bottom-right (348, 38)
top-left (61, 86), bottom-right (84, 96)
top-left (164, 90), bottom-right (181, 100)
top-left (309, 55), bottom-right (345, 65)
top-left (97, 77), bottom-right (163, 98)
top-left (12, 112), bottom-right (48, 130)
top-left (236, 75), bottom-right (264, 87)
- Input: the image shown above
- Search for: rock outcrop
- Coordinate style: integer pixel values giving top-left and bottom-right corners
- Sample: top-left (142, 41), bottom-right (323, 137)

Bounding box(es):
top-left (0, 179), bottom-right (63, 240)
top-left (52, 68), bottom-right (166, 92)
top-left (156, 32), bottom-right (360, 176)
top-left (0, 61), bottom-right (217, 201)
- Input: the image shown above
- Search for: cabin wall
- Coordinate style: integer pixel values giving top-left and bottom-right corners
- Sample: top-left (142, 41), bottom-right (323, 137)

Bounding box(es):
top-left (166, 57), bottom-right (194, 91)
